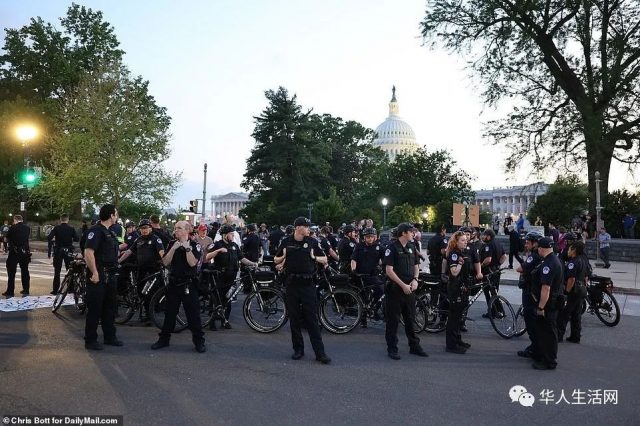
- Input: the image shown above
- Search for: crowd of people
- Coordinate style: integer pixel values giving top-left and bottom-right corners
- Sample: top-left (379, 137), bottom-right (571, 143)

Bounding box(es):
top-left (0, 206), bottom-right (618, 370)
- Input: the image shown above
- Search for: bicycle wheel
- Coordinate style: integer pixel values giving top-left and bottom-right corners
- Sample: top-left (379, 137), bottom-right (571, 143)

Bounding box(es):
top-left (115, 286), bottom-right (137, 325)
top-left (319, 288), bottom-right (362, 334)
top-left (400, 293), bottom-right (427, 333)
top-left (423, 292), bottom-right (447, 334)
top-left (513, 305), bottom-right (527, 337)
top-left (243, 288), bottom-right (288, 333)
top-left (74, 277), bottom-right (87, 314)
top-left (594, 293), bottom-right (620, 327)
top-left (52, 275), bottom-right (72, 313)
top-left (149, 286), bottom-right (188, 332)
top-left (488, 295), bottom-right (517, 339)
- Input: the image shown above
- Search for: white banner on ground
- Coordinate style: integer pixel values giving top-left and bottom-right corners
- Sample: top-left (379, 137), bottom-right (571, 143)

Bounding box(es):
top-left (0, 295), bottom-right (75, 312)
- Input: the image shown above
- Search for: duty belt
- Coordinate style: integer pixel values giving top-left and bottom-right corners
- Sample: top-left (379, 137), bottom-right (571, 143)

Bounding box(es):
top-left (287, 273), bottom-right (313, 279)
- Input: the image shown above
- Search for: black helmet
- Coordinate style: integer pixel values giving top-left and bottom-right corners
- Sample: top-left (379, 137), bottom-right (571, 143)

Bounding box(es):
top-left (483, 229), bottom-right (496, 238)
top-left (390, 227), bottom-right (398, 239)
top-left (138, 219), bottom-right (151, 228)
top-left (220, 225), bottom-right (234, 235)
top-left (343, 224), bottom-right (356, 234)
top-left (125, 221), bottom-right (136, 228)
top-left (524, 231), bottom-right (543, 242)
top-left (246, 224), bottom-right (256, 232)
top-left (564, 232), bottom-right (577, 241)
top-left (293, 217), bottom-right (311, 227)
top-left (285, 224), bottom-right (294, 235)
top-left (363, 227), bottom-right (377, 236)
top-left (459, 226), bottom-right (472, 233)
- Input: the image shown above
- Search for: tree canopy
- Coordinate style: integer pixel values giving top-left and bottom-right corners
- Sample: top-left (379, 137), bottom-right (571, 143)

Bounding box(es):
top-left (422, 0), bottom-right (640, 210)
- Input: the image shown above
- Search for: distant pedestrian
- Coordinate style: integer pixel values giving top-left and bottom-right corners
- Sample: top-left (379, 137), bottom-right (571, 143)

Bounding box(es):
top-left (258, 223), bottom-right (269, 256)
top-left (2, 215), bottom-right (31, 298)
top-left (516, 214), bottom-right (525, 233)
top-left (0, 220), bottom-right (9, 253)
top-left (508, 225), bottom-right (523, 268)
top-left (598, 227), bottom-right (612, 268)
top-left (622, 214), bottom-right (636, 239)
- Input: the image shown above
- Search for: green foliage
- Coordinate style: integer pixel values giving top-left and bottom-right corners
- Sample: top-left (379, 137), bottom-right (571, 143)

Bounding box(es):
top-left (387, 203), bottom-right (423, 227)
top-left (32, 62), bottom-right (180, 211)
top-left (118, 200), bottom-right (162, 224)
top-left (603, 190), bottom-right (640, 238)
top-left (313, 188), bottom-right (347, 227)
top-left (527, 176), bottom-right (588, 228)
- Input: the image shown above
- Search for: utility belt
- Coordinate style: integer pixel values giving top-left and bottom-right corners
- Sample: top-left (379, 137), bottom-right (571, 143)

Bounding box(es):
top-left (169, 275), bottom-right (196, 286)
top-left (531, 291), bottom-right (566, 310)
top-left (285, 273), bottom-right (314, 285)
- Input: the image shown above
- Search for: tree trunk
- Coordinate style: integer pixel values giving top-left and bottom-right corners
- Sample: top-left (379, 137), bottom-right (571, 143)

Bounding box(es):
top-left (583, 112), bottom-right (612, 216)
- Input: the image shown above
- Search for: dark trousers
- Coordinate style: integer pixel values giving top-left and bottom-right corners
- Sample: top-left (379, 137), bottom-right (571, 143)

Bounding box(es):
top-left (5, 252), bottom-right (30, 294)
top-left (52, 248), bottom-right (72, 292)
top-left (509, 250), bottom-right (524, 267)
top-left (159, 282), bottom-right (204, 345)
top-left (362, 275), bottom-right (384, 301)
top-left (534, 309), bottom-right (559, 368)
top-left (429, 257), bottom-right (442, 276)
top-left (483, 271), bottom-right (501, 313)
top-left (521, 291), bottom-right (538, 355)
top-left (286, 279), bottom-right (325, 356)
top-left (446, 284), bottom-right (467, 349)
top-left (384, 284), bottom-right (420, 354)
top-left (84, 272), bottom-right (118, 343)
top-left (557, 285), bottom-right (587, 340)
top-left (137, 266), bottom-right (161, 314)
top-left (600, 247), bottom-right (610, 266)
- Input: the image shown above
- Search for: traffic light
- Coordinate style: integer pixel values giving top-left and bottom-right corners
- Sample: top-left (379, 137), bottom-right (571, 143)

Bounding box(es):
top-left (16, 164), bottom-right (41, 188)
top-left (189, 199), bottom-right (198, 213)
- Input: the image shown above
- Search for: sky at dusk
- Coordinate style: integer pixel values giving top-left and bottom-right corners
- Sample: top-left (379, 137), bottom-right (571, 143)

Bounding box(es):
top-left (2, 0), bottom-right (638, 212)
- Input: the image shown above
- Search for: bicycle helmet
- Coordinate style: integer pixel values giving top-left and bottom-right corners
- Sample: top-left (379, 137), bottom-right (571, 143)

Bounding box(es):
top-left (220, 225), bottom-right (234, 235)
top-left (343, 224), bottom-right (356, 234)
top-left (285, 225), bottom-right (294, 235)
top-left (524, 231), bottom-right (543, 242)
top-left (363, 227), bottom-right (377, 236)
top-left (125, 221), bottom-right (135, 228)
top-left (293, 217), bottom-right (311, 227)
top-left (246, 223), bottom-right (256, 232)
top-left (138, 219), bottom-right (151, 228)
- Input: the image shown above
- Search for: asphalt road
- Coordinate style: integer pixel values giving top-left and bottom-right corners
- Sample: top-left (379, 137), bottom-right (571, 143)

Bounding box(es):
top-left (1, 284), bottom-right (639, 426)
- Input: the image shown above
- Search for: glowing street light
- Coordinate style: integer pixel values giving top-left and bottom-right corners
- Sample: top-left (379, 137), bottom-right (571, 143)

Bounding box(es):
top-left (381, 198), bottom-right (388, 230)
top-left (16, 124), bottom-right (39, 146)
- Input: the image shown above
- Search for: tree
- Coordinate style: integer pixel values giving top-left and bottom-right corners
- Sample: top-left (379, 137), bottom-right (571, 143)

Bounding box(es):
top-left (387, 203), bottom-right (424, 227)
top-left (118, 199), bottom-right (162, 224)
top-left (313, 187), bottom-right (347, 227)
top-left (603, 189), bottom-right (640, 237)
top-left (34, 62), bottom-right (180, 211)
top-left (527, 175), bottom-right (588, 228)
top-left (422, 1), bottom-right (640, 210)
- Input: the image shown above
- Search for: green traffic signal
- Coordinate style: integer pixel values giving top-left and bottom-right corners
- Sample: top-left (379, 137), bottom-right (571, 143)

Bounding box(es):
top-left (25, 171), bottom-right (36, 182)
top-left (17, 166), bottom-right (41, 187)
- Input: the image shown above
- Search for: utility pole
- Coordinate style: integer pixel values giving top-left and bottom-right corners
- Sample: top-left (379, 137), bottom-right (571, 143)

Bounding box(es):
top-left (202, 163), bottom-right (207, 220)
top-left (595, 171), bottom-right (604, 267)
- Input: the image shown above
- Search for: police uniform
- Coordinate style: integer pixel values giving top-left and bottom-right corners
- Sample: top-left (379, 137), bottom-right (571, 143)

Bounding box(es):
top-left (48, 222), bottom-right (79, 294)
top-left (277, 234), bottom-right (327, 360)
top-left (481, 236), bottom-right (504, 314)
top-left (124, 230), bottom-right (139, 250)
top-left (427, 233), bottom-right (447, 275)
top-left (532, 247), bottom-right (564, 369)
top-left (337, 236), bottom-right (357, 273)
top-left (351, 240), bottom-right (384, 299)
top-left (3, 221), bottom-right (31, 296)
top-left (383, 238), bottom-right (423, 357)
top-left (130, 234), bottom-right (164, 286)
top-left (157, 239), bottom-right (204, 347)
top-left (211, 238), bottom-right (243, 322)
top-left (518, 249), bottom-right (542, 358)
top-left (84, 224), bottom-right (120, 346)
top-left (241, 232), bottom-right (261, 263)
top-left (446, 248), bottom-right (471, 352)
top-left (557, 254), bottom-right (589, 342)
top-left (152, 227), bottom-right (172, 250)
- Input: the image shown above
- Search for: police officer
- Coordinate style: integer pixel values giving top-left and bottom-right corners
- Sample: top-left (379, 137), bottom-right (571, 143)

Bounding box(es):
top-left (351, 227), bottom-right (384, 326)
top-left (152, 221), bottom-right (206, 353)
top-left (337, 224), bottom-right (358, 273)
top-left (557, 240), bottom-right (589, 343)
top-left (83, 204), bottom-right (122, 350)
top-left (48, 214), bottom-right (79, 295)
top-left (268, 225), bottom-right (284, 255)
top-left (318, 226), bottom-right (339, 268)
top-left (383, 222), bottom-right (428, 360)
top-left (118, 219), bottom-right (165, 320)
top-left (206, 225), bottom-right (257, 329)
top-left (445, 231), bottom-right (472, 354)
top-left (274, 217), bottom-right (331, 364)
top-left (427, 224), bottom-right (447, 275)
top-left (480, 229), bottom-right (506, 317)
top-left (515, 232), bottom-right (542, 359)
top-left (2, 215), bottom-right (31, 297)
top-left (150, 214), bottom-right (171, 249)
top-left (558, 232), bottom-right (577, 262)
top-left (531, 237), bottom-right (564, 370)
top-left (121, 221), bottom-right (139, 251)
top-left (241, 224), bottom-right (261, 263)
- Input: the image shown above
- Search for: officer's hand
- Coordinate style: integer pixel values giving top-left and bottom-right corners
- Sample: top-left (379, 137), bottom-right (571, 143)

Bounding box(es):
top-left (458, 258), bottom-right (464, 265)
top-left (218, 248), bottom-right (228, 253)
top-left (402, 283), bottom-right (412, 295)
top-left (275, 263), bottom-right (284, 271)
top-left (475, 273), bottom-right (483, 280)
top-left (172, 241), bottom-right (182, 250)
top-left (90, 273), bottom-right (99, 284)
top-left (410, 281), bottom-right (418, 292)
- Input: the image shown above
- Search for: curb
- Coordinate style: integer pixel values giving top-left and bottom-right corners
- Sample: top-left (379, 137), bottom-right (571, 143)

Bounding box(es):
top-left (501, 279), bottom-right (640, 296)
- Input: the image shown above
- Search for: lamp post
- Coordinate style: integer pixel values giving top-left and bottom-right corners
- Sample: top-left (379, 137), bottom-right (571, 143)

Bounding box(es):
top-left (422, 211), bottom-right (428, 228)
top-left (15, 123), bottom-right (39, 218)
top-left (307, 203), bottom-right (313, 223)
top-left (382, 198), bottom-right (388, 231)
top-left (595, 171), bottom-right (604, 267)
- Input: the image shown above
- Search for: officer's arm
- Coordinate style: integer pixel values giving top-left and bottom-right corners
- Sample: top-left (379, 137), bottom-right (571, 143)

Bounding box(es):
top-left (565, 276), bottom-right (575, 293)
top-left (241, 258), bottom-right (257, 267)
top-left (482, 256), bottom-right (492, 267)
top-left (118, 249), bottom-right (132, 263)
top-left (538, 285), bottom-right (550, 311)
top-left (274, 248), bottom-right (286, 265)
top-left (185, 249), bottom-right (198, 267)
top-left (162, 242), bottom-right (179, 266)
top-left (450, 263), bottom-right (462, 277)
top-left (118, 242), bottom-right (129, 251)
top-left (158, 250), bottom-right (165, 258)
top-left (47, 228), bottom-right (55, 242)
top-left (84, 248), bottom-right (98, 279)
top-left (350, 260), bottom-right (357, 272)
top-left (329, 248), bottom-right (339, 261)
top-left (385, 265), bottom-right (409, 289)
top-left (314, 253), bottom-right (328, 265)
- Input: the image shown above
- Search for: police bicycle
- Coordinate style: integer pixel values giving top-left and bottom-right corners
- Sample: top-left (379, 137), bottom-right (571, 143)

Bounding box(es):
top-left (196, 266), bottom-right (288, 333)
top-left (421, 268), bottom-right (519, 338)
top-left (114, 265), bottom-right (166, 325)
top-left (51, 251), bottom-right (87, 314)
top-left (581, 275), bottom-right (621, 327)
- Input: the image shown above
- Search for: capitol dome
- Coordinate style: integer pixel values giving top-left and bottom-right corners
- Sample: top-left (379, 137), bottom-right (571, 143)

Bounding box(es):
top-left (372, 86), bottom-right (420, 161)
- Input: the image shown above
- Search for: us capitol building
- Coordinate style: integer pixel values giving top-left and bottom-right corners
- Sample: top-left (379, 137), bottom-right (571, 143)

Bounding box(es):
top-left (372, 86), bottom-right (421, 161)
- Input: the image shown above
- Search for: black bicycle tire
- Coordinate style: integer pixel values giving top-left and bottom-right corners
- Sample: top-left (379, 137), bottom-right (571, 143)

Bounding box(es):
top-left (513, 305), bottom-right (527, 337)
top-left (319, 288), bottom-right (362, 334)
top-left (423, 292), bottom-right (447, 334)
top-left (488, 295), bottom-right (517, 339)
top-left (149, 286), bottom-right (189, 332)
top-left (594, 292), bottom-right (621, 327)
top-left (243, 288), bottom-right (288, 333)
top-left (52, 275), bottom-right (71, 313)
top-left (114, 287), bottom-right (137, 325)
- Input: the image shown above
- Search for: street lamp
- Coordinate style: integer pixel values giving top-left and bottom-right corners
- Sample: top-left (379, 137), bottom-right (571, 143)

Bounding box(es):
top-left (16, 124), bottom-right (38, 146)
top-left (595, 171), bottom-right (604, 266)
top-left (381, 198), bottom-right (388, 231)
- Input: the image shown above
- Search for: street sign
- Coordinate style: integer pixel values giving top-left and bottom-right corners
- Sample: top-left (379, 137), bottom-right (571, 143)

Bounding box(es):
top-left (20, 201), bottom-right (25, 211)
